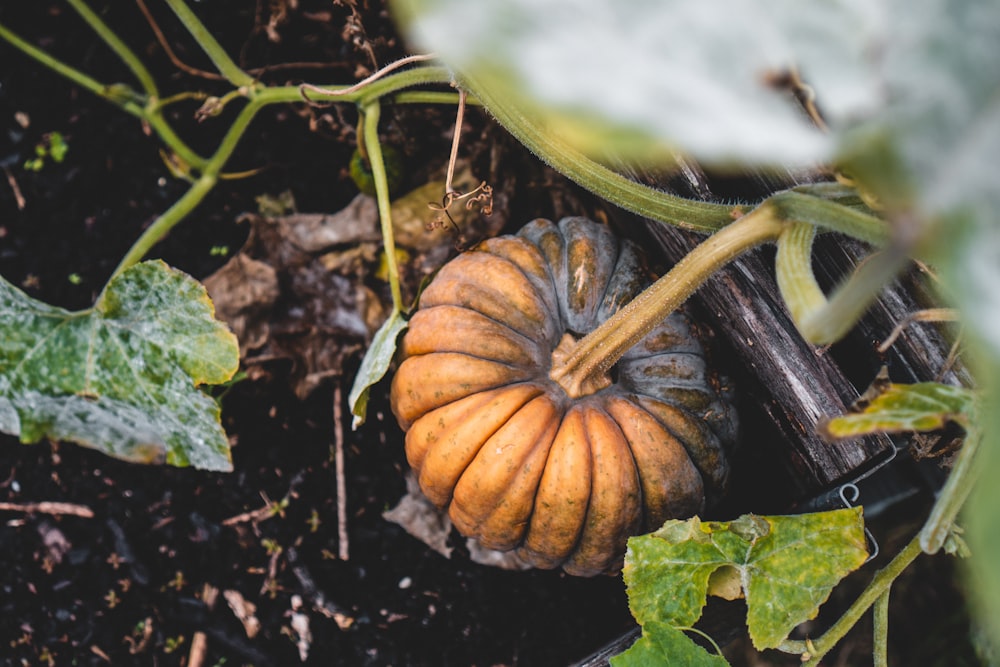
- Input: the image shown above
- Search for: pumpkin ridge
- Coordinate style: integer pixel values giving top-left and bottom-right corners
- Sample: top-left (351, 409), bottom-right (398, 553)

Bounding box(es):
top-left (390, 352), bottom-right (535, 428)
top-left (557, 219), bottom-right (620, 335)
top-left (516, 403), bottom-right (594, 568)
top-left (474, 235), bottom-right (564, 335)
top-left (631, 394), bottom-right (731, 493)
top-left (411, 382), bottom-right (546, 507)
top-left (405, 304), bottom-right (548, 365)
top-left (562, 404), bottom-right (643, 576)
top-left (419, 252), bottom-right (558, 343)
top-left (594, 237), bottom-right (646, 325)
top-left (449, 394), bottom-right (561, 545)
top-left (603, 395), bottom-right (706, 528)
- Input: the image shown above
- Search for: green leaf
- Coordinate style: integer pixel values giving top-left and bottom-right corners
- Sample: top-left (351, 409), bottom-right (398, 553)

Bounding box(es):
top-left (822, 382), bottom-right (977, 439)
top-left (624, 509), bottom-right (868, 650)
top-left (348, 309), bottom-right (407, 428)
top-left (0, 260), bottom-right (238, 471)
top-left (611, 622), bottom-right (729, 667)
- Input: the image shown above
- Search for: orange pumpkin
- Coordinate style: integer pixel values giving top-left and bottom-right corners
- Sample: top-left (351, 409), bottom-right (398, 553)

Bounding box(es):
top-left (390, 217), bottom-right (737, 576)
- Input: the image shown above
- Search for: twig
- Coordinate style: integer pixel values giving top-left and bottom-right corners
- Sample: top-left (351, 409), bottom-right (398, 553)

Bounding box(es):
top-left (287, 547), bottom-right (354, 630)
top-left (299, 53), bottom-right (438, 101)
top-left (878, 308), bottom-right (959, 353)
top-left (222, 470), bottom-right (306, 526)
top-left (135, 0), bottom-right (223, 80)
top-left (137, 0), bottom-right (342, 82)
top-left (334, 383), bottom-right (349, 560)
top-left (3, 166), bottom-right (26, 209)
top-left (0, 501), bottom-right (94, 518)
top-left (221, 494), bottom-right (281, 526)
top-left (188, 584), bottom-right (219, 667)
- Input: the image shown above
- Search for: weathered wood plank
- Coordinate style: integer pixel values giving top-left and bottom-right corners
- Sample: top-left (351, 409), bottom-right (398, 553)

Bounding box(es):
top-left (643, 221), bottom-right (893, 490)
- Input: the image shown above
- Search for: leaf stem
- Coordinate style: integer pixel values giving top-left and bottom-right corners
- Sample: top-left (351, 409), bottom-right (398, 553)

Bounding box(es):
top-left (779, 532), bottom-right (923, 666)
top-left (0, 20), bottom-right (133, 106)
top-left (362, 101), bottom-right (404, 312)
top-left (107, 173), bottom-right (217, 283)
top-left (780, 189), bottom-right (889, 246)
top-left (775, 222), bottom-right (826, 325)
top-left (66, 0), bottom-right (159, 97)
top-left (796, 247), bottom-right (910, 345)
top-left (108, 96), bottom-right (267, 281)
top-left (162, 0), bottom-right (256, 88)
top-left (772, 190), bottom-right (898, 344)
top-left (550, 203), bottom-right (786, 398)
top-left (873, 588), bottom-right (890, 667)
top-left (0, 20), bottom-right (207, 171)
top-left (920, 424), bottom-right (982, 553)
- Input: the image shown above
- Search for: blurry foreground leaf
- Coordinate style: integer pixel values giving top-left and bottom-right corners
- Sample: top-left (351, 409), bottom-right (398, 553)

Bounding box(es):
top-left (822, 381), bottom-right (977, 439)
top-left (349, 309), bottom-right (407, 428)
top-left (624, 509), bottom-right (868, 650)
top-left (0, 260), bottom-right (238, 471)
top-left (393, 0), bottom-right (862, 166)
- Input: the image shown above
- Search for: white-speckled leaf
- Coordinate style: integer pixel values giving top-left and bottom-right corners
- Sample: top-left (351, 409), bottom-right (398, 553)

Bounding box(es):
top-left (0, 261), bottom-right (238, 470)
top-left (624, 509), bottom-right (868, 650)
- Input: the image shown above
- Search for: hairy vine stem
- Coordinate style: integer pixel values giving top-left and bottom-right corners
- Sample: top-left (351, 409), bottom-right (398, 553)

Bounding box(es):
top-left (362, 101), bottom-right (404, 312)
top-left (779, 532), bottom-right (923, 666)
top-left (549, 189), bottom-right (892, 398)
top-left (550, 204), bottom-right (783, 397)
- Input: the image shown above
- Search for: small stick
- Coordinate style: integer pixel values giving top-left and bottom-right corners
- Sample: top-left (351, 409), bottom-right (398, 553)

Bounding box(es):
top-left (221, 472), bottom-right (305, 526)
top-left (877, 307), bottom-right (958, 353)
top-left (0, 501), bottom-right (94, 518)
top-left (188, 584), bottom-right (219, 667)
top-left (3, 166), bottom-right (26, 209)
top-left (299, 53), bottom-right (437, 101)
top-left (333, 384), bottom-right (349, 560)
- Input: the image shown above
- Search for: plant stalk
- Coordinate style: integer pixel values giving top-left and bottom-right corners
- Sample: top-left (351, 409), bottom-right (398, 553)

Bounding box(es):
top-left (66, 0), bottom-right (160, 97)
top-left (105, 172), bottom-right (217, 284)
top-left (797, 246), bottom-right (910, 345)
top-left (550, 204), bottom-right (786, 398)
top-left (775, 221), bottom-right (826, 325)
top-left (107, 96), bottom-right (267, 281)
top-left (920, 424), bottom-right (982, 553)
top-left (0, 20), bottom-right (207, 171)
top-left (0, 20), bottom-right (135, 107)
top-left (873, 588), bottom-right (890, 667)
top-left (162, 0), bottom-right (256, 88)
top-left (362, 101), bottom-right (404, 312)
top-left (782, 532), bottom-right (922, 666)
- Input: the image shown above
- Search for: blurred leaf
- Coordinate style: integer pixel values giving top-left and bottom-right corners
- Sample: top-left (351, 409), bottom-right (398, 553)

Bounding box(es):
top-left (349, 309), bottom-right (407, 428)
top-left (393, 0), bottom-right (895, 166)
top-left (0, 260), bottom-right (238, 471)
top-left (968, 376), bottom-right (1000, 648)
top-left (611, 622), bottom-right (729, 667)
top-left (624, 509), bottom-right (868, 649)
top-left (822, 381), bottom-right (977, 439)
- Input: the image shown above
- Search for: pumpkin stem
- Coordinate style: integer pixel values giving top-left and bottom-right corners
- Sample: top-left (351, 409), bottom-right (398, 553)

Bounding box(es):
top-left (549, 203), bottom-right (788, 399)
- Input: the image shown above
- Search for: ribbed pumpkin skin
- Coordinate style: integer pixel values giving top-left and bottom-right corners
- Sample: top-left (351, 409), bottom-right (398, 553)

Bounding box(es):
top-left (390, 217), bottom-right (737, 576)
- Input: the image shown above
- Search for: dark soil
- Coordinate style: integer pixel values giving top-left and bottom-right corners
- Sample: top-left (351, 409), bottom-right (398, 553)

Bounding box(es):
top-left (0, 2), bottom-right (986, 666)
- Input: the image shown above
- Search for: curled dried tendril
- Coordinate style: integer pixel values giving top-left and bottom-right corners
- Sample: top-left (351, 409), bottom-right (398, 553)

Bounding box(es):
top-left (297, 53), bottom-right (439, 105)
top-left (426, 181), bottom-right (494, 250)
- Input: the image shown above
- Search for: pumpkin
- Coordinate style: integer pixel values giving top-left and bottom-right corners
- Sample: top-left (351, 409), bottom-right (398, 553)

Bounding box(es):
top-left (390, 217), bottom-right (738, 576)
